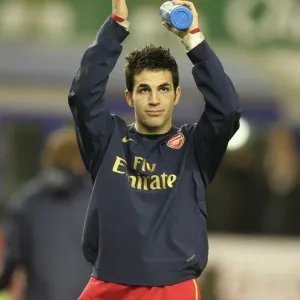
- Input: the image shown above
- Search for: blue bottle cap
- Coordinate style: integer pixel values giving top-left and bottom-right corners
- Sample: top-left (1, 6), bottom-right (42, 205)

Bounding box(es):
top-left (170, 6), bottom-right (193, 30)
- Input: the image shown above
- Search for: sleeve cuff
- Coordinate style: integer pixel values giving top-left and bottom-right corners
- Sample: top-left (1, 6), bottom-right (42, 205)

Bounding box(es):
top-left (96, 17), bottom-right (130, 44)
top-left (181, 32), bottom-right (205, 52)
top-left (186, 40), bottom-right (211, 64)
top-left (116, 19), bottom-right (130, 31)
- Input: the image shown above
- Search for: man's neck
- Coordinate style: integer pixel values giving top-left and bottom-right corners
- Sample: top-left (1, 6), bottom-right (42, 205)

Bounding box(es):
top-left (134, 123), bottom-right (172, 135)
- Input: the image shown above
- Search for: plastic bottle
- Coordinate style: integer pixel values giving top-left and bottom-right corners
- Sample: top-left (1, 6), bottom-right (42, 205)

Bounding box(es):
top-left (160, 1), bottom-right (193, 31)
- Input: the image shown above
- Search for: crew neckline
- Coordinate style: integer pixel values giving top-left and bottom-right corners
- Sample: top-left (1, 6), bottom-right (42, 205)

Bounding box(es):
top-left (129, 124), bottom-right (178, 139)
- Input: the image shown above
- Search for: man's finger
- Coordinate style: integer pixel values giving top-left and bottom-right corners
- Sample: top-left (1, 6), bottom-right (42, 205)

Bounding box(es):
top-left (162, 21), bottom-right (171, 31)
top-left (162, 21), bottom-right (186, 38)
top-left (162, 21), bottom-right (176, 33)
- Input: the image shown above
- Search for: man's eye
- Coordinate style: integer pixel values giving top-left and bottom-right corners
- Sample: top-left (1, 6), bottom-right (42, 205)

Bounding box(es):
top-left (160, 87), bottom-right (170, 92)
top-left (139, 88), bottom-right (149, 93)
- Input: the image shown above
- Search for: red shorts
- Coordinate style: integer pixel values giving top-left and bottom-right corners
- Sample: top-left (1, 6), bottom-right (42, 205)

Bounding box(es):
top-left (78, 277), bottom-right (201, 300)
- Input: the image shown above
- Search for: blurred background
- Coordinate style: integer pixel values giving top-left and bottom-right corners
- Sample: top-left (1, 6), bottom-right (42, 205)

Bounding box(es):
top-left (0, 0), bottom-right (299, 299)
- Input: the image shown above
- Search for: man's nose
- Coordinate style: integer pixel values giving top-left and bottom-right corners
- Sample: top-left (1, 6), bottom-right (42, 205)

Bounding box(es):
top-left (149, 92), bottom-right (160, 105)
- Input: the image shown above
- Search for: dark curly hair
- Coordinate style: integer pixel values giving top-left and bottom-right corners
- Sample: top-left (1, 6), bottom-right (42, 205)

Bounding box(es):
top-left (125, 44), bottom-right (179, 93)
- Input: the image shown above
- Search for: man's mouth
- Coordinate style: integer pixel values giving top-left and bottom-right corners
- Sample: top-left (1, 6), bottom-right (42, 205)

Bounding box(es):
top-left (146, 110), bottom-right (164, 116)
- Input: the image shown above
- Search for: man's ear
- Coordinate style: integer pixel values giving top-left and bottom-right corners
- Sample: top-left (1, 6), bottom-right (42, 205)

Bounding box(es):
top-left (125, 90), bottom-right (134, 108)
top-left (174, 86), bottom-right (181, 106)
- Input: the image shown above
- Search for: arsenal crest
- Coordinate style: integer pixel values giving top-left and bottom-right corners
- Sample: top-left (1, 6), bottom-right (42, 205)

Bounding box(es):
top-left (167, 133), bottom-right (185, 149)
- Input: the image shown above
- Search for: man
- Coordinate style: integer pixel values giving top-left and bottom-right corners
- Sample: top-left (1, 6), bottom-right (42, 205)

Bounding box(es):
top-left (69, 0), bottom-right (241, 299)
top-left (0, 128), bottom-right (92, 300)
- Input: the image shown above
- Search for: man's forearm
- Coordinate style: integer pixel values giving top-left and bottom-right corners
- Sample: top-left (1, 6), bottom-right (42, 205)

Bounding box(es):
top-left (188, 40), bottom-right (240, 117)
top-left (68, 16), bottom-right (130, 177)
top-left (190, 40), bottom-right (240, 184)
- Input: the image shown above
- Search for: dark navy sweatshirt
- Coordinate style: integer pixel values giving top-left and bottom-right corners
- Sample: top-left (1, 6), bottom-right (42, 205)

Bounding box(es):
top-left (68, 16), bottom-right (241, 286)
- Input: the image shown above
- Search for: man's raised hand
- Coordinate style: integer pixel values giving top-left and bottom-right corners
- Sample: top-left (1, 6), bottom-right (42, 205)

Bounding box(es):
top-left (162, 0), bottom-right (200, 38)
top-left (112, 0), bottom-right (128, 20)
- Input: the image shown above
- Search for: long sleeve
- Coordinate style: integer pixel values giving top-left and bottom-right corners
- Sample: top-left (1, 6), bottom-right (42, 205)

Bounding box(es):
top-left (68, 16), bottom-right (130, 180)
top-left (188, 41), bottom-right (241, 186)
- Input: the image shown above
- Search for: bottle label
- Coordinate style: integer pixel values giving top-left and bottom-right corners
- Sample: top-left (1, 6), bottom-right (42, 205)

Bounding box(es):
top-left (160, 1), bottom-right (175, 22)
top-left (161, 1), bottom-right (174, 13)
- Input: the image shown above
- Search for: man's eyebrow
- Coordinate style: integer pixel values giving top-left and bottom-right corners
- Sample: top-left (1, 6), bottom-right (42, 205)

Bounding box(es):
top-left (158, 83), bottom-right (172, 87)
top-left (137, 84), bottom-right (150, 88)
top-left (137, 83), bottom-right (172, 89)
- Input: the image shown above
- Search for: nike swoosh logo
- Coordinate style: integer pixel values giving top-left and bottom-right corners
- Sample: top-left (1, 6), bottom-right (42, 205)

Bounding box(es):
top-left (122, 136), bottom-right (135, 143)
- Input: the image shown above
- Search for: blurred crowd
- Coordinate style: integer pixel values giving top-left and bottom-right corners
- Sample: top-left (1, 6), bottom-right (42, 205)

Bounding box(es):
top-left (0, 128), bottom-right (92, 300)
top-left (207, 124), bottom-right (300, 236)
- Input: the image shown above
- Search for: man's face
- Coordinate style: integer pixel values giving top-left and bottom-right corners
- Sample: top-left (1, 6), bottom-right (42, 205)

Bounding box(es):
top-left (125, 69), bottom-right (181, 134)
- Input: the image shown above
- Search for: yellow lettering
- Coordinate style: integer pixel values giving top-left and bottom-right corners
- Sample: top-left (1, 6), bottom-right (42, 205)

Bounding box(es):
top-left (167, 174), bottom-right (177, 188)
top-left (113, 157), bottom-right (178, 191)
top-left (128, 175), bottom-right (137, 188)
top-left (136, 174), bottom-right (143, 190)
top-left (143, 176), bottom-right (150, 190)
top-left (142, 159), bottom-right (146, 172)
top-left (146, 162), bottom-right (156, 173)
top-left (161, 172), bottom-right (168, 189)
top-left (149, 175), bottom-right (161, 190)
top-left (112, 156), bottom-right (127, 174)
top-left (133, 156), bottom-right (143, 170)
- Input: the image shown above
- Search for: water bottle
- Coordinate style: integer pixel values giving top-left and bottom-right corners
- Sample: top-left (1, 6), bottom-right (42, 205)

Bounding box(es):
top-left (160, 1), bottom-right (193, 31)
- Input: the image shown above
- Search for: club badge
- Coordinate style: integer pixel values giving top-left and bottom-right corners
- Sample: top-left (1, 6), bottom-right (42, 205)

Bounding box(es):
top-left (167, 133), bottom-right (185, 149)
